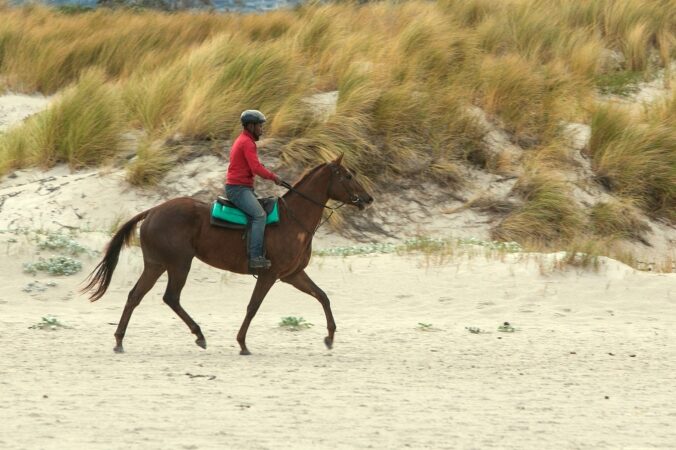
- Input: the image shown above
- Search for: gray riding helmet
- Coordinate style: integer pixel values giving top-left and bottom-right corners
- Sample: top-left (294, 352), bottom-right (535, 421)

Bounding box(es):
top-left (240, 110), bottom-right (267, 126)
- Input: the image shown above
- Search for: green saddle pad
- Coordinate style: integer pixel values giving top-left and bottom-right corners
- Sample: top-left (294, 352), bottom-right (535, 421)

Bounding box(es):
top-left (211, 198), bottom-right (280, 226)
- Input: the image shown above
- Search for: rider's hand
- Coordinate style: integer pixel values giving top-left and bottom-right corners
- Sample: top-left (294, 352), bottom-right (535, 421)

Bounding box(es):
top-left (274, 175), bottom-right (283, 186)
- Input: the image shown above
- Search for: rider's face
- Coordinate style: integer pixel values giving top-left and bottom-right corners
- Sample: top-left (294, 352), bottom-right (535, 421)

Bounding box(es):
top-left (252, 123), bottom-right (264, 140)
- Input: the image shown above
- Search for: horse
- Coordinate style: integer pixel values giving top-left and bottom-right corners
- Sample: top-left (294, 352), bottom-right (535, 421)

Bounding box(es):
top-left (82, 155), bottom-right (374, 354)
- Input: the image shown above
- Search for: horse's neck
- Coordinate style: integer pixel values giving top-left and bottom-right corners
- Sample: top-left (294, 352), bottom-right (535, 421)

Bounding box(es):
top-left (283, 169), bottom-right (330, 231)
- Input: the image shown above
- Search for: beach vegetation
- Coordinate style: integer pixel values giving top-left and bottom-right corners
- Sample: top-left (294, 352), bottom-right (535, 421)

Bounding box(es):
top-left (23, 256), bottom-right (83, 276)
top-left (278, 316), bottom-right (313, 331)
top-left (589, 104), bottom-right (676, 221)
top-left (492, 172), bottom-right (584, 246)
top-left (126, 138), bottom-right (177, 185)
top-left (29, 315), bottom-right (71, 330)
top-left (0, 0), bottom-right (673, 260)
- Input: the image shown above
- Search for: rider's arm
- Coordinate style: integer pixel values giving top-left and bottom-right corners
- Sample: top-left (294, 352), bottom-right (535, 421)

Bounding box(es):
top-left (243, 142), bottom-right (278, 182)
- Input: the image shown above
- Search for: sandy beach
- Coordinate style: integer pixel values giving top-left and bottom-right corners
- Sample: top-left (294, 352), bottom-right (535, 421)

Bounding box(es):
top-left (1, 240), bottom-right (675, 449)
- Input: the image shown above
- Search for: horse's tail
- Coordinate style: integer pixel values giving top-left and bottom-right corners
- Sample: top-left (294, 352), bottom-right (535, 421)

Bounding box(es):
top-left (82, 209), bottom-right (152, 302)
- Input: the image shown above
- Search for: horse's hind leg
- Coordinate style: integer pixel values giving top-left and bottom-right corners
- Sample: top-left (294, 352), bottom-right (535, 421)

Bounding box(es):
top-left (114, 263), bottom-right (165, 353)
top-left (282, 270), bottom-right (336, 349)
top-left (163, 262), bottom-right (207, 350)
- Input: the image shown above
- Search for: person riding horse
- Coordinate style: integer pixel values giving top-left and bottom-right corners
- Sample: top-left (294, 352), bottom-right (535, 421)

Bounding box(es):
top-left (225, 110), bottom-right (282, 270)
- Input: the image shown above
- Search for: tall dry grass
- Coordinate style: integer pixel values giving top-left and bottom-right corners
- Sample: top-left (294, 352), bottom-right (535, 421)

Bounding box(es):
top-left (0, 0), bottom-right (673, 250)
top-left (0, 69), bottom-right (123, 172)
top-left (492, 171), bottom-right (584, 245)
top-left (0, 5), bottom-right (223, 93)
top-left (589, 104), bottom-right (676, 221)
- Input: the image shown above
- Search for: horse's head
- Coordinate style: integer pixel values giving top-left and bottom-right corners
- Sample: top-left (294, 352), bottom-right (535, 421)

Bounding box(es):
top-left (326, 155), bottom-right (374, 210)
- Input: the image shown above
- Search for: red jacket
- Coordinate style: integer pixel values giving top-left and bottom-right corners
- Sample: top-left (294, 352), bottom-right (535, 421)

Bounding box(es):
top-left (225, 130), bottom-right (277, 187)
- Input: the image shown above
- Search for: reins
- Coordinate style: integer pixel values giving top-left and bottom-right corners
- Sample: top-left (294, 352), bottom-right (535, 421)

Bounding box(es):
top-left (280, 180), bottom-right (344, 212)
top-left (279, 180), bottom-right (344, 236)
top-left (278, 164), bottom-right (361, 235)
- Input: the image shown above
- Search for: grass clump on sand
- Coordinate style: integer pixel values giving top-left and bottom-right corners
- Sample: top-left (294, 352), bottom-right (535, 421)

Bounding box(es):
top-left (279, 316), bottom-right (313, 331)
top-left (29, 315), bottom-right (71, 330)
top-left (492, 172), bottom-right (584, 246)
top-left (0, 69), bottom-right (124, 173)
top-left (589, 200), bottom-right (650, 242)
top-left (125, 138), bottom-right (177, 186)
top-left (23, 256), bottom-right (82, 276)
top-left (588, 104), bottom-right (676, 222)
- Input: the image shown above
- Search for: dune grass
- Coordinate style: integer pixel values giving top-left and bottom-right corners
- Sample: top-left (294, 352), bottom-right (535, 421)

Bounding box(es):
top-left (589, 104), bottom-right (676, 221)
top-left (0, 0), bottom-right (673, 253)
top-left (125, 137), bottom-right (176, 185)
top-left (589, 199), bottom-right (650, 242)
top-left (0, 69), bottom-right (124, 172)
top-left (492, 171), bottom-right (585, 245)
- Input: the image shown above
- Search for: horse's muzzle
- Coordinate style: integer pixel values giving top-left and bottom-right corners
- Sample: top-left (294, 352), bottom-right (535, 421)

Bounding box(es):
top-left (353, 195), bottom-right (374, 210)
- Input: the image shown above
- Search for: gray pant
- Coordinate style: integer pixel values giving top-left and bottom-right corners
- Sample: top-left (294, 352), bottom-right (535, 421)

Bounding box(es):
top-left (225, 185), bottom-right (267, 259)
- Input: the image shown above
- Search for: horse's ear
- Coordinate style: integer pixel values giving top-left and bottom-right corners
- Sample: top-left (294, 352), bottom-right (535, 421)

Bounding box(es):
top-left (334, 154), bottom-right (344, 165)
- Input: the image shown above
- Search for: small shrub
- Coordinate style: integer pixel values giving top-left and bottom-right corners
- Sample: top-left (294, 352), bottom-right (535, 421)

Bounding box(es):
top-left (24, 256), bottom-right (82, 276)
top-left (279, 316), bottom-right (313, 331)
top-left (36, 232), bottom-right (88, 256)
top-left (29, 315), bottom-right (71, 330)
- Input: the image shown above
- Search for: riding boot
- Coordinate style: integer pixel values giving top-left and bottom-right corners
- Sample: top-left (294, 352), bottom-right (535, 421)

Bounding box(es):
top-left (249, 256), bottom-right (272, 270)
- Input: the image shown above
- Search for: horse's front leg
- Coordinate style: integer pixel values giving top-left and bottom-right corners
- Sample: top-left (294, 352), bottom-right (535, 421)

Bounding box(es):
top-left (236, 273), bottom-right (277, 355)
top-left (282, 270), bottom-right (336, 349)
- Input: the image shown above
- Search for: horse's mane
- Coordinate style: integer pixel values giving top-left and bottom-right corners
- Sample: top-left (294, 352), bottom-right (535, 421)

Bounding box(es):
top-left (282, 162), bottom-right (329, 198)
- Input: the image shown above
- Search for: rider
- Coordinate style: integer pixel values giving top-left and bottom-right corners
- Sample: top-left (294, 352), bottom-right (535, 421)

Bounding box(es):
top-left (225, 110), bottom-right (282, 270)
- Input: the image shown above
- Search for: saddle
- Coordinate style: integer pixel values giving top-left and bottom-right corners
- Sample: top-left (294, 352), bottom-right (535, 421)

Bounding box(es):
top-left (210, 196), bottom-right (280, 230)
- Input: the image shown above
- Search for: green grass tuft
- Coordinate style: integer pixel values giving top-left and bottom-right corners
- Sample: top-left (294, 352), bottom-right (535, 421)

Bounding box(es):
top-left (279, 316), bottom-right (313, 331)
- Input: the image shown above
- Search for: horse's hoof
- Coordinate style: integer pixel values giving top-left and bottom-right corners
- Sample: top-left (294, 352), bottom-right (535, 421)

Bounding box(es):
top-left (324, 337), bottom-right (333, 349)
top-left (239, 349), bottom-right (251, 356)
top-left (113, 345), bottom-right (124, 354)
top-left (195, 338), bottom-right (207, 350)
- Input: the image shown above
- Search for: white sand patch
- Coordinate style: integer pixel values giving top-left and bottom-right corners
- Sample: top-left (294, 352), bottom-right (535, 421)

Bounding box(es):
top-left (304, 90), bottom-right (339, 121)
top-left (0, 93), bottom-right (51, 132)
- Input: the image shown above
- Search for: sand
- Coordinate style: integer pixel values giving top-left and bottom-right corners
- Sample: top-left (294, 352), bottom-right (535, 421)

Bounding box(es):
top-left (1, 235), bottom-right (676, 449)
top-left (0, 93), bottom-right (50, 132)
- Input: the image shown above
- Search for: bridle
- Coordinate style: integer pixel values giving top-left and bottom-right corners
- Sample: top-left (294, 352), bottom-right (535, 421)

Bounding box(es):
top-left (279, 165), bottom-right (363, 235)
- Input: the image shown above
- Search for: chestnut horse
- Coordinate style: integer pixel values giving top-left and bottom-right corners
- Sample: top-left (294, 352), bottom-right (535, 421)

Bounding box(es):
top-left (82, 156), bottom-right (374, 354)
